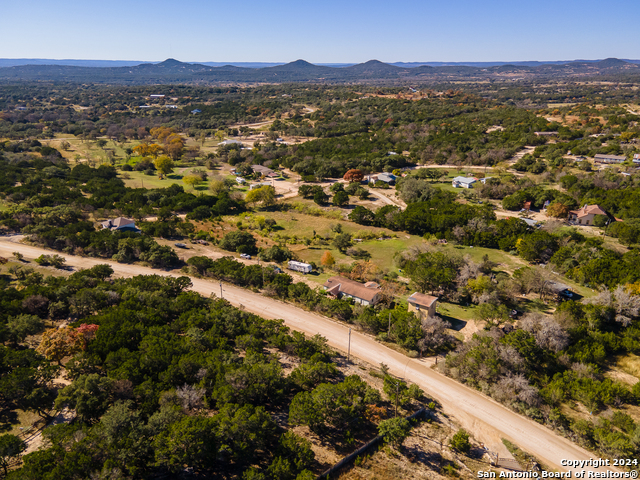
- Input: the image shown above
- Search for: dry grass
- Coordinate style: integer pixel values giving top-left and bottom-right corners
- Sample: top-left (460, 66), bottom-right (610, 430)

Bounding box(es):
top-left (613, 354), bottom-right (640, 380)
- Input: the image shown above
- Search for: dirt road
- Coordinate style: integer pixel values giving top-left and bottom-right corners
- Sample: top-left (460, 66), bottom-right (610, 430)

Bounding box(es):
top-left (0, 237), bottom-right (604, 473)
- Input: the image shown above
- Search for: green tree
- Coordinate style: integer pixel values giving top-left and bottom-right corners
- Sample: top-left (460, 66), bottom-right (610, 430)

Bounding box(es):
top-left (6, 314), bottom-right (43, 344)
top-left (474, 303), bottom-right (510, 327)
top-left (333, 190), bottom-right (349, 207)
top-left (0, 434), bottom-right (25, 476)
top-left (516, 231), bottom-right (559, 263)
top-left (154, 155), bottom-right (174, 178)
top-left (246, 186), bottom-right (276, 207)
top-left (55, 374), bottom-right (115, 423)
top-left (405, 251), bottom-right (461, 295)
top-left (220, 231), bottom-right (258, 255)
top-left (348, 206), bottom-right (375, 225)
top-left (183, 174), bottom-right (202, 190)
top-left (154, 415), bottom-right (218, 473)
top-left (313, 190), bottom-right (328, 205)
top-left (378, 417), bottom-right (411, 448)
top-left (332, 233), bottom-right (352, 253)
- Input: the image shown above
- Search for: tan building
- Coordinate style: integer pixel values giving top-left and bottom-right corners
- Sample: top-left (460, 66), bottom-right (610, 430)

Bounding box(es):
top-left (567, 204), bottom-right (608, 226)
top-left (323, 276), bottom-right (381, 306)
top-left (407, 292), bottom-right (438, 318)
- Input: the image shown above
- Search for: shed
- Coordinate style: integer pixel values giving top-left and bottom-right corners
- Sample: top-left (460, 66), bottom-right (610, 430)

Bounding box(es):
top-left (407, 292), bottom-right (438, 318)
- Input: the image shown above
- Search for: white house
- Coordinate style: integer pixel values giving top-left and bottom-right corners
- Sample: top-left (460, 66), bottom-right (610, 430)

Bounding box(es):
top-left (452, 176), bottom-right (477, 188)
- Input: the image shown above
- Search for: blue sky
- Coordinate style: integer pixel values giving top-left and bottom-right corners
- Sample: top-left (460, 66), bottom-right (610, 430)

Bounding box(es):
top-left (2, 0), bottom-right (639, 63)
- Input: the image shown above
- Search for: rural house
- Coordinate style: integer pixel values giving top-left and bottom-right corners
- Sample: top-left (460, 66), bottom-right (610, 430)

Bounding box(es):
top-left (594, 154), bottom-right (626, 164)
top-left (323, 276), bottom-right (382, 306)
top-left (452, 176), bottom-right (477, 188)
top-left (101, 217), bottom-right (139, 232)
top-left (407, 292), bottom-right (437, 318)
top-left (567, 204), bottom-right (609, 226)
top-left (251, 164), bottom-right (275, 177)
top-left (376, 173), bottom-right (397, 185)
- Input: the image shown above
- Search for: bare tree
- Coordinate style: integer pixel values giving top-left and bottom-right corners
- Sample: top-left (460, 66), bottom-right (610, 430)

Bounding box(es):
top-left (520, 313), bottom-right (570, 353)
top-left (583, 287), bottom-right (640, 327)
top-left (176, 384), bottom-right (205, 411)
top-left (613, 286), bottom-right (640, 327)
top-left (417, 316), bottom-right (454, 355)
top-left (491, 373), bottom-right (541, 408)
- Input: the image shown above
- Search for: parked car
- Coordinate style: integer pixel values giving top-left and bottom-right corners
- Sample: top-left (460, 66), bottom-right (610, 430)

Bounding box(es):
top-left (174, 243), bottom-right (188, 249)
top-left (240, 253), bottom-right (251, 260)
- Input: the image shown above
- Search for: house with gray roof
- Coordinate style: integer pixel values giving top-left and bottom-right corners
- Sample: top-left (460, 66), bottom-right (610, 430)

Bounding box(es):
top-left (101, 217), bottom-right (139, 232)
top-left (452, 176), bottom-right (477, 188)
top-left (594, 154), bottom-right (626, 164)
top-left (376, 173), bottom-right (397, 184)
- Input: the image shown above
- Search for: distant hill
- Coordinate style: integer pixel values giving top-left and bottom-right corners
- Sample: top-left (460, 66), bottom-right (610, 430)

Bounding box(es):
top-left (0, 57), bottom-right (638, 84)
top-left (0, 58), bottom-right (148, 68)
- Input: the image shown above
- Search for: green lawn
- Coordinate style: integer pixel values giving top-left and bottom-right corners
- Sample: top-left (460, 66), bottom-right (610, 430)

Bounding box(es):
top-left (120, 170), bottom-right (185, 189)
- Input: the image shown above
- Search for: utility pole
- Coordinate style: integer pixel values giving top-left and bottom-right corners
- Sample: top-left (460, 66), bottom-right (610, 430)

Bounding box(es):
top-left (395, 382), bottom-right (399, 418)
top-left (219, 282), bottom-right (223, 299)
top-left (347, 328), bottom-right (351, 362)
top-left (388, 312), bottom-right (391, 336)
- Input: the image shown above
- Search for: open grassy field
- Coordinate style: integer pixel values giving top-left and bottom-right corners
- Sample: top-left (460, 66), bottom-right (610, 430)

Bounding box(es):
top-left (119, 166), bottom-right (215, 192)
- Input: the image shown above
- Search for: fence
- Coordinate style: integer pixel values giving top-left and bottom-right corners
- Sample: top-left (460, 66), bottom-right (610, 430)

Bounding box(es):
top-left (317, 408), bottom-right (426, 480)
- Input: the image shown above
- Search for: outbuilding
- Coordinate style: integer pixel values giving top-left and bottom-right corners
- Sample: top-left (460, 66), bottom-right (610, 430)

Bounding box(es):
top-left (407, 292), bottom-right (438, 318)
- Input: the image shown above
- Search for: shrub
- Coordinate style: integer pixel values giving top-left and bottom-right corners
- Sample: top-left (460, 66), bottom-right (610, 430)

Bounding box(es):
top-left (219, 231), bottom-right (258, 255)
top-left (450, 429), bottom-right (471, 454)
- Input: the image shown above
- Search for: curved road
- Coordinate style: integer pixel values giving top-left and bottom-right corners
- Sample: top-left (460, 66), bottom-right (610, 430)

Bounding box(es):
top-left (0, 237), bottom-right (604, 473)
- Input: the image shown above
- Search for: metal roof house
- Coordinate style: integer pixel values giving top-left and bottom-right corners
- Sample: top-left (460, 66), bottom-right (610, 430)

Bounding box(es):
top-left (101, 217), bottom-right (139, 232)
top-left (594, 154), bottom-right (626, 164)
top-left (376, 173), bottom-right (397, 184)
top-left (452, 176), bottom-right (477, 188)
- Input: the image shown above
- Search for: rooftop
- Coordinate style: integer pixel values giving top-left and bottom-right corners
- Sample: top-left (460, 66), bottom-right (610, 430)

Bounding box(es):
top-left (323, 276), bottom-right (381, 303)
top-left (570, 204), bottom-right (608, 218)
top-left (407, 292), bottom-right (438, 308)
top-left (452, 176), bottom-right (477, 183)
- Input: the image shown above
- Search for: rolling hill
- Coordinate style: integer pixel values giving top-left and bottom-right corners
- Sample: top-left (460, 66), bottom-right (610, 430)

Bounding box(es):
top-left (0, 57), bottom-right (638, 84)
